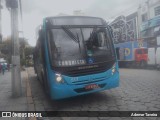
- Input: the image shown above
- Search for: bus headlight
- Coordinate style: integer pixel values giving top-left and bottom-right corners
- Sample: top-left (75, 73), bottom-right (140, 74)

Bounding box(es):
top-left (55, 73), bottom-right (64, 83)
top-left (112, 68), bottom-right (116, 73)
top-left (112, 63), bottom-right (116, 75)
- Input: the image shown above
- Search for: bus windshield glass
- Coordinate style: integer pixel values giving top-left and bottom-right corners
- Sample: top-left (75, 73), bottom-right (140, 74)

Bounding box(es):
top-left (48, 26), bottom-right (115, 67)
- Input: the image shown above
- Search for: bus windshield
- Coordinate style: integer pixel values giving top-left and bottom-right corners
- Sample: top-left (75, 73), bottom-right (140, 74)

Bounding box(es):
top-left (48, 26), bottom-right (115, 67)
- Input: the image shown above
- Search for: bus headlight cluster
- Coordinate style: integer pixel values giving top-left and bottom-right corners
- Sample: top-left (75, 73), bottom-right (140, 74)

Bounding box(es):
top-left (55, 73), bottom-right (64, 83)
top-left (112, 63), bottom-right (116, 75)
top-left (112, 68), bottom-right (116, 73)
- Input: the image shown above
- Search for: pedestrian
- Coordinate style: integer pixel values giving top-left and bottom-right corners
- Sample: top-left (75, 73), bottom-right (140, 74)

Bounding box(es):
top-left (0, 64), bottom-right (2, 74)
top-left (2, 63), bottom-right (5, 75)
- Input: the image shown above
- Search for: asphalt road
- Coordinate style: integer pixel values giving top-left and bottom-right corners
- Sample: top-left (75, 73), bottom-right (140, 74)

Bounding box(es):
top-left (27, 68), bottom-right (160, 120)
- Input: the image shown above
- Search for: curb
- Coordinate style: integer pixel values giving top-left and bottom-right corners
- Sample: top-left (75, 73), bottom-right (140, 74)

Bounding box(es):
top-left (26, 68), bottom-right (37, 120)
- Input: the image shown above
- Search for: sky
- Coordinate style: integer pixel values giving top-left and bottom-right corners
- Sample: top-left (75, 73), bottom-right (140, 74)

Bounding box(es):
top-left (2, 0), bottom-right (145, 46)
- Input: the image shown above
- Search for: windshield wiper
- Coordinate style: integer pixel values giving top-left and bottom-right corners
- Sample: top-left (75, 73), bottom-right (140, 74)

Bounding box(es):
top-left (61, 26), bottom-right (79, 43)
top-left (61, 26), bottom-right (82, 53)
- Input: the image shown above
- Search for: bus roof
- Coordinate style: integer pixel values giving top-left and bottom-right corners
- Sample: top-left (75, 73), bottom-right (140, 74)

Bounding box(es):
top-left (45, 16), bottom-right (107, 26)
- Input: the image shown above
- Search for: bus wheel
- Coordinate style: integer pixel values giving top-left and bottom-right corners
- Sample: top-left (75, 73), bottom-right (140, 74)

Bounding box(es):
top-left (140, 60), bottom-right (147, 68)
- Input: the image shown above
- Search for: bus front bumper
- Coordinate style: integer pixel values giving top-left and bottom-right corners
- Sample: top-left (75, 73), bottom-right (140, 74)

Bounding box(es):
top-left (50, 73), bottom-right (119, 100)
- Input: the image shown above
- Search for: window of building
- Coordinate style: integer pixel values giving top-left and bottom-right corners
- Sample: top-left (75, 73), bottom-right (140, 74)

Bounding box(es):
top-left (155, 6), bottom-right (160, 16)
top-left (141, 13), bottom-right (148, 22)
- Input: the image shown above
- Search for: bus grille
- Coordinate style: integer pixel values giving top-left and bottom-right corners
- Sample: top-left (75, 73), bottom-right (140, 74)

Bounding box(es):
top-left (53, 60), bottom-right (115, 77)
top-left (71, 76), bottom-right (107, 85)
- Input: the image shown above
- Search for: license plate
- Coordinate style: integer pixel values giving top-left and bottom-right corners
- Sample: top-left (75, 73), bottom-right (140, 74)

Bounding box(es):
top-left (85, 84), bottom-right (99, 90)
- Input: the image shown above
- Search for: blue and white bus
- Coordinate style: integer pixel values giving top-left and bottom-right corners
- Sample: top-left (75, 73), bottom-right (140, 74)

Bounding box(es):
top-left (33, 16), bottom-right (119, 100)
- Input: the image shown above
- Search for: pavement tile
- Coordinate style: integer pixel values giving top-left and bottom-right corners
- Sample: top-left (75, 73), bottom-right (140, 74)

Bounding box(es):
top-left (0, 71), bottom-right (28, 111)
top-left (26, 68), bottom-right (160, 119)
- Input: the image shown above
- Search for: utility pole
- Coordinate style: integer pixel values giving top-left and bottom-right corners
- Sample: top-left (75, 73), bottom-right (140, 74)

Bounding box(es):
top-left (0, 0), bottom-right (2, 43)
top-left (6, 0), bottom-right (22, 97)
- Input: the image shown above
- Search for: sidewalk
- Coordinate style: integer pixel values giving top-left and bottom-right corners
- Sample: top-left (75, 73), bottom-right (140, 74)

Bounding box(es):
top-left (0, 69), bottom-right (65, 120)
top-left (0, 70), bottom-right (28, 111)
top-left (0, 70), bottom-right (30, 120)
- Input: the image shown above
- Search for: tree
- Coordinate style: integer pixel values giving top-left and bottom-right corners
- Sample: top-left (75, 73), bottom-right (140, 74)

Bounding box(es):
top-left (0, 37), bottom-right (12, 62)
top-left (0, 36), bottom-right (32, 65)
top-left (24, 46), bottom-right (34, 66)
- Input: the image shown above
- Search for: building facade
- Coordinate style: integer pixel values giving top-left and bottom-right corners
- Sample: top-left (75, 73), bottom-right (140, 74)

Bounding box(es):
top-left (110, 0), bottom-right (160, 48)
top-left (139, 0), bottom-right (160, 47)
top-left (110, 12), bottom-right (138, 44)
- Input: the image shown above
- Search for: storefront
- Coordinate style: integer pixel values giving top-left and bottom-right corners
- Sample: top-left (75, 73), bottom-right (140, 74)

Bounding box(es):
top-left (140, 15), bottom-right (160, 48)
